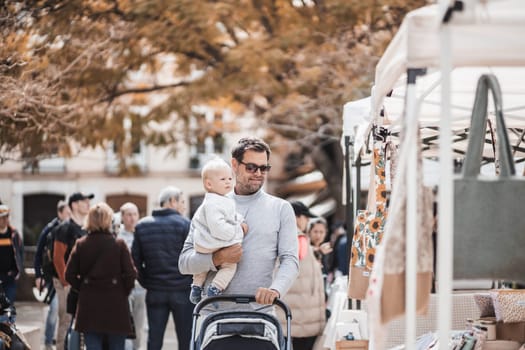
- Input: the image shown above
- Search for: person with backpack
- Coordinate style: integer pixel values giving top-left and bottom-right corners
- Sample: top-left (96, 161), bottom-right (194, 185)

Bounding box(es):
top-left (33, 199), bottom-right (70, 350)
top-left (53, 192), bottom-right (93, 350)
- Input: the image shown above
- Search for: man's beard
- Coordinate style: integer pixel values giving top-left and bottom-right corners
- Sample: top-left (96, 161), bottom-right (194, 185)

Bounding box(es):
top-left (236, 179), bottom-right (263, 195)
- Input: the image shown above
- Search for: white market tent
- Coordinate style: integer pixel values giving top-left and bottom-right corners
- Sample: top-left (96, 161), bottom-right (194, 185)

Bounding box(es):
top-left (345, 68), bottom-right (525, 164)
top-left (342, 68), bottom-right (525, 195)
top-left (342, 1), bottom-right (525, 349)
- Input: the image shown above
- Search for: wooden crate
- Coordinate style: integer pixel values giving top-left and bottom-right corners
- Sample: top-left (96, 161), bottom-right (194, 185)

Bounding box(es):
top-left (335, 340), bottom-right (369, 350)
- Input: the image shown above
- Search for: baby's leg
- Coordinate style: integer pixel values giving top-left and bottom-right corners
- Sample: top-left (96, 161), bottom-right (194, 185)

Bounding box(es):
top-left (193, 272), bottom-right (207, 288)
top-left (190, 272), bottom-right (207, 304)
top-left (210, 262), bottom-right (237, 292)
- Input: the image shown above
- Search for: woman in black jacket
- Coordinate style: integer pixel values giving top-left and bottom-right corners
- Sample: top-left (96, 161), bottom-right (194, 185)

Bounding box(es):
top-left (66, 202), bottom-right (137, 350)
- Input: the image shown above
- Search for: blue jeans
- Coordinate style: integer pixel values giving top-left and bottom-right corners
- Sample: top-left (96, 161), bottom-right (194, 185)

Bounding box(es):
top-left (65, 318), bottom-right (81, 350)
top-left (146, 289), bottom-right (194, 350)
top-left (84, 332), bottom-right (125, 350)
top-left (0, 275), bottom-right (17, 304)
top-left (45, 294), bottom-right (58, 345)
top-left (125, 286), bottom-right (146, 350)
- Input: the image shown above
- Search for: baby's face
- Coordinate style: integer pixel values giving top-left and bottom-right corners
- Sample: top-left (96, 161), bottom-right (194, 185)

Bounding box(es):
top-left (207, 168), bottom-right (234, 196)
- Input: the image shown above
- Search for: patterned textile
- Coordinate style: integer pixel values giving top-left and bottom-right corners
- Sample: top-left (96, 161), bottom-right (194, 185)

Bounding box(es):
top-left (351, 141), bottom-right (397, 270)
top-left (490, 289), bottom-right (525, 323)
top-left (366, 126), bottom-right (434, 349)
top-left (348, 143), bottom-right (390, 300)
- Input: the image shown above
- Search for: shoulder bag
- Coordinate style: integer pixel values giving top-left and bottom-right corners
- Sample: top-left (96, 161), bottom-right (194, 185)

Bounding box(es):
top-left (453, 74), bottom-right (525, 282)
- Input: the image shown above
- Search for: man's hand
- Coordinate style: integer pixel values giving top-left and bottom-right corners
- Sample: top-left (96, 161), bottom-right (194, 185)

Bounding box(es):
top-left (241, 223), bottom-right (249, 235)
top-left (212, 244), bottom-right (242, 267)
top-left (35, 277), bottom-right (43, 290)
top-left (255, 287), bottom-right (280, 305)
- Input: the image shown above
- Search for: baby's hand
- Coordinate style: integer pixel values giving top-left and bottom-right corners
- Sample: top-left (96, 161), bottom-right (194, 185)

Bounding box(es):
top-left (241, 222), bottom-right (249, 235)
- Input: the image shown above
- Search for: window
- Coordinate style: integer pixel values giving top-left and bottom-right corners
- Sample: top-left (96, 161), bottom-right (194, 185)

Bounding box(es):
top-left (188, 107), bottom-right (226, 169)
top-left (106, 116), bottom-right (147, 174)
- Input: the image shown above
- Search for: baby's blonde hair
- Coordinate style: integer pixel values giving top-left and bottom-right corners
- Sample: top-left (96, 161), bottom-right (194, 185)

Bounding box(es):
top-left (201, 157), bottom-right (231, 185)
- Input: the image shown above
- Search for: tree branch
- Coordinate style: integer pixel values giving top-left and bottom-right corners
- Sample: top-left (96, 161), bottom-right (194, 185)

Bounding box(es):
top-left (100, 81), bottom-right (190, 102)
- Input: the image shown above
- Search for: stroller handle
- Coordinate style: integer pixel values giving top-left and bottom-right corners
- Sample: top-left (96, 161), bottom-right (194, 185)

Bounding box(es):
top-left (193, 294), bottom-right (292, 318)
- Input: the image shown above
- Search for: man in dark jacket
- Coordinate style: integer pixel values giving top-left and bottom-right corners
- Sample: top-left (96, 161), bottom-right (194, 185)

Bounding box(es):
top-left (132, 186), bottom-right (193, 350)
top-left (33, 199), bottom-right (70, 350)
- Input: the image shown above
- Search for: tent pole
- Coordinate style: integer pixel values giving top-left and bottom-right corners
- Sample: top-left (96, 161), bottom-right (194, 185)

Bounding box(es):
top-left (344, 135), bottom-right (356, 309)
top-left (405, 68), bottom-right (425, 350)
top-left (438, 11), bottom-right (454, 350)
top-left (355, 154), bottom-right (362, 213)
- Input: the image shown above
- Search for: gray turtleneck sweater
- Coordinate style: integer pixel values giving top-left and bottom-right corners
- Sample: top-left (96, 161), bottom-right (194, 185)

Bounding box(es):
top-left (179, 189), bottom-right (299, 297)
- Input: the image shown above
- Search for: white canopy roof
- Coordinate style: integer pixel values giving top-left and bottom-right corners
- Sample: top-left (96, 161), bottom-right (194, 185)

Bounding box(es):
top-left (344, 67), bottom-right (525, 166)
top-left (373, 0), bottom-right (525, 116)
top-left (343, 0), bottom-right (525, 165)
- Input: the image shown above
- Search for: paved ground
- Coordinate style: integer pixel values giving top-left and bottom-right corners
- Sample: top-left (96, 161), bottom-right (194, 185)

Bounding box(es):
top-left (14, 301), bottom-right (179, 350)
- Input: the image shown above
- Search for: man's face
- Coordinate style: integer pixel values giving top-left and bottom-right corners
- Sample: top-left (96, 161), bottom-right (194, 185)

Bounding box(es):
top-left (121, 207), bottom-right (139, 231)
top-left (296, 215), bottom-right (309, 233)
top-left (72, 198), bottom-right (91, 216)
top-left (169, 196), bottom-right (186, 216)
top-left (0, 215), bottom-right (8, 231)
top-left (58, 206), bottom-right (71, 222)
top-left (232, 150), bottom-right (269, 195)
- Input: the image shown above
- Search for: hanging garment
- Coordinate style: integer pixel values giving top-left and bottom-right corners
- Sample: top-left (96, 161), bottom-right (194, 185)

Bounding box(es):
top-left (348, 137), bottom-right (395, 300)
top-left (367, 126), bottom-right (434, 348)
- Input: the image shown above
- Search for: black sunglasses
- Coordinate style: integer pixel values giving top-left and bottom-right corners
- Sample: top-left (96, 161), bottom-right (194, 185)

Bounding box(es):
top-left (239, 160), bottom-right (272, 173)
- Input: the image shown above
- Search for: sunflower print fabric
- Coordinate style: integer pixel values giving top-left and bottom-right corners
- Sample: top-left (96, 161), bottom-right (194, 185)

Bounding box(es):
top-left (351, 144), bottom-right (388, 271)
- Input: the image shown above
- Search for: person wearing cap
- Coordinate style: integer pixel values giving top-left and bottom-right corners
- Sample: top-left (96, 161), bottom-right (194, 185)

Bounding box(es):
top-left (132, 186), bottom-right (193, 350)
top-left (33, 199), bottom-right (71, 350)
top-left (276, 201), bottom-right (326, 350)
top-left (52, 192), bottom-right (93, 350)
top-left (0, 204), bottom-right (23, 304)
top-left (291, 201), bottom-right (316, 260)
top-left (179, 137), bottom-right (298, 306)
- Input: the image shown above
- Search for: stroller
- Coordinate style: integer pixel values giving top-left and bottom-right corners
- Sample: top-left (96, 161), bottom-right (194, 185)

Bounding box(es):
top-left (0, 282), bottom-right (30, 350)
top-left (190, 294), bottom-right (292, 350)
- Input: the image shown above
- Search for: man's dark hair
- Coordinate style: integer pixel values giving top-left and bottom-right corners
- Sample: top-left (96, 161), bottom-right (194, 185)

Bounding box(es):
top-left (231, 137), bottom-right (271, 162)
top-left (57, 200), bottom-right (67, 213)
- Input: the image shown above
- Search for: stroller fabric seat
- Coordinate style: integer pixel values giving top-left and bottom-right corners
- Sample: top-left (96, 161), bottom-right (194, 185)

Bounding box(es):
top-left (190, 295), bottom-right (292, 350)
top-left (200, 315), bottom-right (281, 350)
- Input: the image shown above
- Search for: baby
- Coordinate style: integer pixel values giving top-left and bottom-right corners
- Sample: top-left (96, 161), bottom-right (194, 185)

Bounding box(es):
top-left (189, 157), bottom-right (247, 304)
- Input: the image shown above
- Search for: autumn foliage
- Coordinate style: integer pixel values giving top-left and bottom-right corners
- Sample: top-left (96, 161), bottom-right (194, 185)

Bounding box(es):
top-left (0, 0), bottom-right (425, 216)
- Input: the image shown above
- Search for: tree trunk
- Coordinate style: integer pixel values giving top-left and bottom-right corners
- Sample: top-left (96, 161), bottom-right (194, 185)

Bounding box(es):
top-left (311, 135), bottom-right (345, 222)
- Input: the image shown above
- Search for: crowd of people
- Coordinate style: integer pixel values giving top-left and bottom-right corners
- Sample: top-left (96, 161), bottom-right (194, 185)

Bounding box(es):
top-left (0, 136), bottom-right (350, 350)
